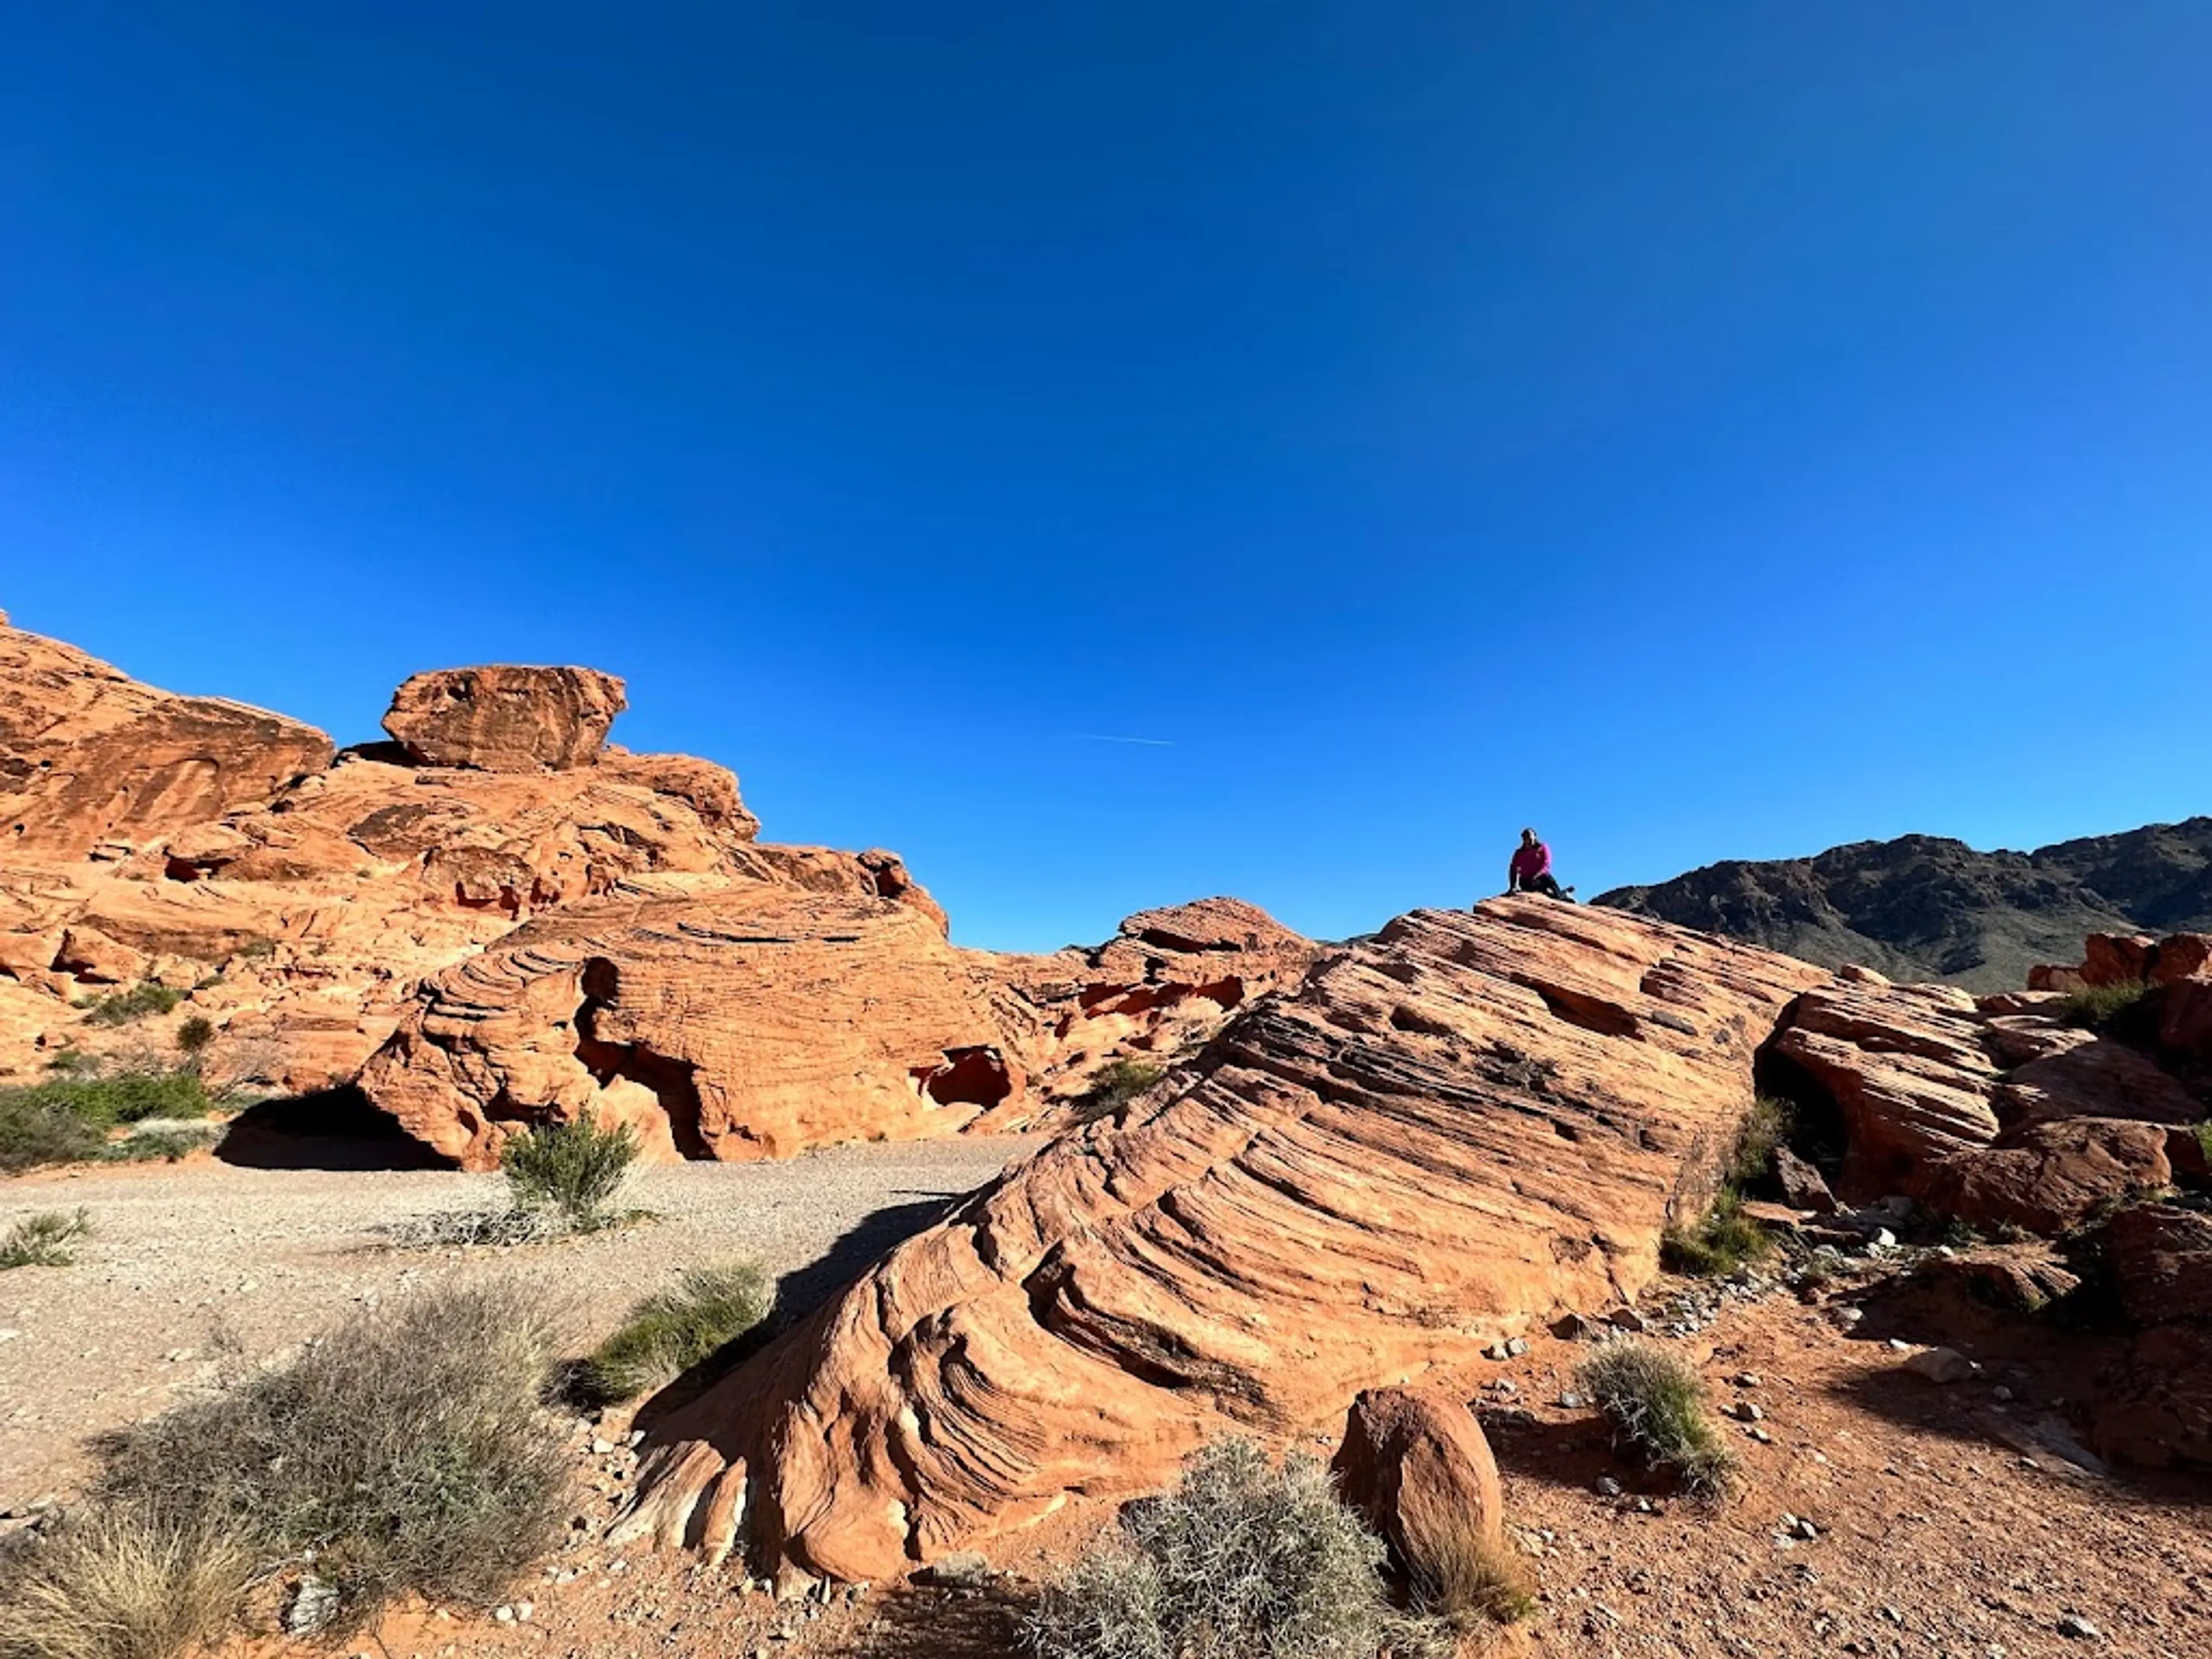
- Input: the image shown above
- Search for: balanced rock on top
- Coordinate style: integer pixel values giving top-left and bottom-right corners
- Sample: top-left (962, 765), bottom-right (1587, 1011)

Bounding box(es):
top-left (382, 665), bottom-right (628, 772)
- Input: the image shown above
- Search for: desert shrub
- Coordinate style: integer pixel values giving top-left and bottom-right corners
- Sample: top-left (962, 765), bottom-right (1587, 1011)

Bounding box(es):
top-left (79, 985), bottom-right (185, 1029)
top-left (0, 1071), bottom-right (220, 1174)
top-left (1025, 1438), bottom-right (1448, 1659)
top-left (52, 1282), bottom-right (571, 1638)
top-left (377, 1207), bottom-right (560, 1250)
top-left (501, 1116), bottom-right (639, 1231)
top-left (2058, 979), bottom-right (2150, 1029)
top-left (2194, 1122), bottom-right (2212, 1166)
top-left (1729, 1094), bottom-right (1791, 1188)
top-left (1, 1209), bottom-right (93, 1270)
top-left (1407, 1521), bottom-right (1536, 1630)
top-left (577, 1262), bottom-right (772, 1404)
top-left (1576, 1340), bottom-right (1737, 1499)
top-left (232, 938), bottom-right (277, 961)
top-left (1661, 1190), bottom-right (1774, 1278)
top-left (103, 1126), bottom-right (221, 1165)
top-left (173, 1017), bottom-right (215, 1055)
top-left (1071, 1059), bottom-right (1165, 1125)
top-left (0, 1505), bottom-right (257, 1659)
top-left (0, 1094), bottom-right (107, 1175)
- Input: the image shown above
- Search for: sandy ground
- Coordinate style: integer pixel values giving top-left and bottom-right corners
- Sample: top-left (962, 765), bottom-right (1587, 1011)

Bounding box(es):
top-left (0, 1137), bottom-right (1040, 1502)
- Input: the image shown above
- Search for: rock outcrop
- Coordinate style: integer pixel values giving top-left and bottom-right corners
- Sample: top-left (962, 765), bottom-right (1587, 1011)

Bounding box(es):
top-left (611, 900), bottom-right (1824, 1580)
top-left (382, 666), bottom-right (627, 772)
top-left (2089, 1205), bottom-right (2212, 1468)
top-left (1, 620), bottom-right (335, 862)
top-left (355, 885), bottom-right (1016, 1168)
top-left (983, 897), bottom-right (1318, 1122)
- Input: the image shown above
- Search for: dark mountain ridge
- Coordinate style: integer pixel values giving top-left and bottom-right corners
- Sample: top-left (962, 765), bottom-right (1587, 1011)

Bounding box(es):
top-left (1597, 817), bottom-right (2212, 991)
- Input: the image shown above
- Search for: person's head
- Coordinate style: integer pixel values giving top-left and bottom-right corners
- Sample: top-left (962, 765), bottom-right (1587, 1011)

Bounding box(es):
top-left (1520, 827), bottom-right (1538, 847)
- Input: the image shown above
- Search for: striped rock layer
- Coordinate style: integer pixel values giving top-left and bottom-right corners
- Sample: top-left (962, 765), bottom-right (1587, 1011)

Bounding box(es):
top-left (612, 899), bottom-right (1827, 1581)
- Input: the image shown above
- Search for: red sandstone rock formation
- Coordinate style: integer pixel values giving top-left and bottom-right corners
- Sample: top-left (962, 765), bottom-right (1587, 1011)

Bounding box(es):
top-left (1, 620), bottom-right (334, 862)
top-left (355, 885), bottom-right (1017, 1168)
top-left (382, 666), bottom-right (627, 772)
top-left (611, 900), bottom-right (1824, 1580)
top-left (981, 897), bottom-right (1319, 1122)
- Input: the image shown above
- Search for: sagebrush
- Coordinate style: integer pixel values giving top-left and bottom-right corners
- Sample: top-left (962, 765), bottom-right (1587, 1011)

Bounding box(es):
top-left (0, 1282), bottom-right (572, 1653)
top-left (78, 984), bottom-right (185, 1028)
top-left (1025, 1438), bottom-right (1448, 1659)
top-left (2058, 979), bottom-right (2150, 1030)
top-left (578, 1262), bottom-right (772, 1404)
top-left (1576, 1340), bottom-right (1737, 1498)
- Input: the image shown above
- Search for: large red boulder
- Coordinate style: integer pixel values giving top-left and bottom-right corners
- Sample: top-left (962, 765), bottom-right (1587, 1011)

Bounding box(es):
top-left (1913, 1120), bottom-right (2172, 1236)
top-left (382, 665), bottom-right (627, 771)
top-left (1331, 1386), bottom-right (1503, 1572)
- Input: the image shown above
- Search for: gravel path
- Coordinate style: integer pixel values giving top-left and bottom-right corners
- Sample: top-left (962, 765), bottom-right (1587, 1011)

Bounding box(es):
top-left (0, 1137), bottom-right (1040, 1504)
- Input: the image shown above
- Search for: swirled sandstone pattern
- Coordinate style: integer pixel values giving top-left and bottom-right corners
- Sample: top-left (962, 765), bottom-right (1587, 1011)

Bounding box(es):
top-left (611, 898), bottom-right (1827, 1581)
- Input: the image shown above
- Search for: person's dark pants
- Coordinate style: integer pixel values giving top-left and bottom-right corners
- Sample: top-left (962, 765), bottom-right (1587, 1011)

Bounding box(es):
top-left (1518, 874), bottom-right (1568, 900)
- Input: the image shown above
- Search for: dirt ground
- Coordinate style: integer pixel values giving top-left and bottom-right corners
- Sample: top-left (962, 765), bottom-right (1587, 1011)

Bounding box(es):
top-left (8, 1152), bottom-right (2212, 1659)
top-left (0, 1135), bottom-right (1040, 1502)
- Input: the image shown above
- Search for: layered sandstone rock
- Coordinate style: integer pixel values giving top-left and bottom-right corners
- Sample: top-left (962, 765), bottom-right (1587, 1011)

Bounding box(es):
top-left (982, 897), bottom-right (1318, 1121)
top-left (2089, 1205), bottom-right (2212, 1468)
top-left (382, 666), bottom-right (627, 772)
top-left (356, 885), bottom-right (1014, 1168)
top-left (611, 900), bottom-right (1824, 1580)
top-left (0, 620), bottom-right (334, 862)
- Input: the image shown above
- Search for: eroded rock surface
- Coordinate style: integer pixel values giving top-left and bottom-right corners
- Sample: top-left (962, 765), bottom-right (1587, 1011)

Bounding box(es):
top-left (1332, 1385), bottom-right (1503, 1571)
top-left (382, 666), bottom-right (627, 771)
top-left (356, 886), bottom-right (1016, 1168)
top-left (612, 899), bottom-right (1824, 1580)
top-left (1, 620), bottom-right (334, 862)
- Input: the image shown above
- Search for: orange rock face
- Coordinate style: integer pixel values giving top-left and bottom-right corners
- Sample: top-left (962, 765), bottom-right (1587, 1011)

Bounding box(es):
top-left (355, 885), bottom-right (1016, 1168)
top-left (982, 897), bottom-right (1318, 1122)
top-left (611, 900), bottom-right (1824, 1581)
top-left (382, 666), bottom-right (627, 771)
top-left (1, 620), bottom-right (334, 862)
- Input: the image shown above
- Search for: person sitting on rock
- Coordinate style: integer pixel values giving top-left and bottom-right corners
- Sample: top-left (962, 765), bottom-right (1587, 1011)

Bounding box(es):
top-left (1506, 828), bottom-right (1575, 901)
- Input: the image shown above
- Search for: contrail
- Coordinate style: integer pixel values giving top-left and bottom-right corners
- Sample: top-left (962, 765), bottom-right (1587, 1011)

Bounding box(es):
top-left (1073, 733), bottom-right (1176, 747)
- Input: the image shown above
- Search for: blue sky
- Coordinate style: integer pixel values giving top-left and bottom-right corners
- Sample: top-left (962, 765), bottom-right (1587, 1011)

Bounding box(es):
top-left (5, 5), bottom-right (2209, 951)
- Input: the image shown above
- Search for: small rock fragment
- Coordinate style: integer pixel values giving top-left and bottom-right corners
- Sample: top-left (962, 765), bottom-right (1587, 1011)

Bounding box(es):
top-left (2057, 1613), bottom-right (2101, 1641)
top-left (1904, 1347), bottom-right (1976, 1385)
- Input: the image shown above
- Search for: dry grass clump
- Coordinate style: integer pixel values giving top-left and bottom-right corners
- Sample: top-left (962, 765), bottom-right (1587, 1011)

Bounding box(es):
top-left (1661, 1189), bottom-right (1774, 1278)
top-left (0, 1210), bottom-right (92, 1270)
top-left (576, 1262), bottom-right (772, 1405)
top-left (1026, 1438), bottom-right (1449, 1659)
top-left (0, 1282), bottom-right (572, 1654)
top-left (0, 1506), bottom-right (256, 1659)
top-left (1405, 1518), bottom-right (1536, 1631)
top-left (1576, 1340), bottom-right (1737, 1499)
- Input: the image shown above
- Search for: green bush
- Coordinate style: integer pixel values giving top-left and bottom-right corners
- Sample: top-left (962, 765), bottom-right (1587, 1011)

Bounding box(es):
top-left (0, 1071), bottom-right (220, 1173)
top-left (2058, 979), bottom-right (2150, 1029)
top-left (79, 984), bottom-right (185, 1028)
top-left (1661, 1190), bottom-right (1774, 1278)
top-left (103, 1126), bottom-right (222, 1165)
top-left (1, 1209), bottom-right (93, 1270)
top-left (2, 1282), bottom-right (574, 1648)
top-left (174, 1017), bottom-right (216, 1055)
top-left (501, 1116), bottom-right (640, 1232)
top-left (1576, 1340), bottom-right (1737, 1499)
top-left (1071, 1059), bottom-right (1165, 1125)
top-left (0, 1094), bottom-right (107, 1175)
top-left (1729, 1094), bottom-right (1791, 1188)
top-left (1025, 1438), bottom-right (1448, 1659)
top-left (577, 1262), bottom-right (772, 1404)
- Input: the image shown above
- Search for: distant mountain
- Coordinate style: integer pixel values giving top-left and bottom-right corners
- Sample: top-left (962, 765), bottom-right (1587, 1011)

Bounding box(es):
top-left (1596, 818), bottom-right (2212, 992)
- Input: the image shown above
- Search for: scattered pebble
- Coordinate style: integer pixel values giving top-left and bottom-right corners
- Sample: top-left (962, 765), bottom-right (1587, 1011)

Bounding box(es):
top-left (2058, 1613), bottom-right (2101, 1641)
top-left (1595, 1475), bottom-right (1623, 1497)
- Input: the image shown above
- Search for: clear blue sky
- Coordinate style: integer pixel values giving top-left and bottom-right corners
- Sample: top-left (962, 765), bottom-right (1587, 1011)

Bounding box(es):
top-left (5, 5), bottom-right (2209, 951)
